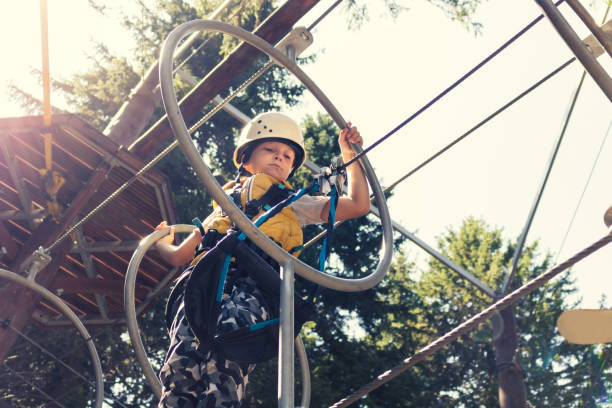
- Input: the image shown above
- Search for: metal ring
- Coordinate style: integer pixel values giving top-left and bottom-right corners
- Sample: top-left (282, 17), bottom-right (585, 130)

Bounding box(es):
top-left (0, 269), bottom-right (104, 408)
top-left (124, 225), bottom-right (312, 405)
top-left (159, 19), bottom-right (393, 292)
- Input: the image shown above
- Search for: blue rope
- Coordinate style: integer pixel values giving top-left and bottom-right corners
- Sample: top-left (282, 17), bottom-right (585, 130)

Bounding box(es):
top-left (249, 318), bottom-right (280, 331)
top-left (215, 254), bottom-right (232, 302)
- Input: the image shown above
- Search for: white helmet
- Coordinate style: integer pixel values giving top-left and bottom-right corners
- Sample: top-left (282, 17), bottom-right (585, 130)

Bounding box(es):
top-left (233, 112), bottom-right (306, 170)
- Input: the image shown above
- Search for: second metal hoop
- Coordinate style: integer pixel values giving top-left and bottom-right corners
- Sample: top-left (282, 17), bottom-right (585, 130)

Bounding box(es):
top-left (124, 225), bottom-right (312, 405)
top-left (0, 269), bottom-right (104, 408)
top-left (158, 19), bottom-right (393, 292)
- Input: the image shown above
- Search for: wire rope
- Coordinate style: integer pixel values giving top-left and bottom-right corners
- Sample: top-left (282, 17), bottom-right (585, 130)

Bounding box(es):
top-left (45, 0), bottom-right (344, 253)
top-left (329, 232), bottom-right (612, 407)
top-left (308, 0), bottom-right (344, 31)
top-left (44, 59), bottom-right (273, 253)
top-left (6, 324), bottom-right (129, 408)
top-left (339, 0), bottom-right (566, 171)
top-left (303, 56), bottom-right (577, 251)
top-left (555, 119), bottom-right (612, 264)
top-left (1, 362), bottom-right (67, 408)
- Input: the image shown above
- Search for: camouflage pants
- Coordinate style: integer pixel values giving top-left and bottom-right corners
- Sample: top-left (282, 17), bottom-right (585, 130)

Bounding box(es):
top-left (158, 276), bottom-right (271, 408)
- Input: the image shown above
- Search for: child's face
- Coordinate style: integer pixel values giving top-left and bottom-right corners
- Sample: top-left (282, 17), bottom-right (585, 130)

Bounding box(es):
top-left (243, 141), bottom-right (296, 180)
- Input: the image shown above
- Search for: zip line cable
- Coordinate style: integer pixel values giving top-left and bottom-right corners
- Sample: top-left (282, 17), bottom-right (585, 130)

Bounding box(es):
top-left (555, 119), bottom-right (611, 264)
top-left (339, 0), bottom-right (566, 171)
top-left (329, 233), bottom-right (612, 407)
top-left (304, 56), bottom-right (576, 251)
top-left (44, 2), bottom-right (343, 253)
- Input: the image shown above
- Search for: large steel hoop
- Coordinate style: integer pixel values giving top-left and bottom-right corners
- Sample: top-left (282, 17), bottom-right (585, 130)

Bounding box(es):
top-left (124, 225), bottom-right (312, 405)
top-left (158, 19), bottom-right (393, 292)
top-left (0, 269), bottom-right (104, 408)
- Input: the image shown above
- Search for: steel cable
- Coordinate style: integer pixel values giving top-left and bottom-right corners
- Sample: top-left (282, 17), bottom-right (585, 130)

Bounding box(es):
top-left (7, 324), bottom-right (129, 408)
top-left (2, 362), bottom-right (68, 408)
top-left (44, 0), bottom-right (344, 253)
top-left (339, 0), bottom-right (566, 171)
top-left (304, 56), bottom-right (576, 251)
top-left (330, 232), bottom-right (612, 407)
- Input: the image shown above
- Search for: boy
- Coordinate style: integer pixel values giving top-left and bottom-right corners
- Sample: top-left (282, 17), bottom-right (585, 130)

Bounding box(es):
top-left (155, 112), bottom-right (368, 407)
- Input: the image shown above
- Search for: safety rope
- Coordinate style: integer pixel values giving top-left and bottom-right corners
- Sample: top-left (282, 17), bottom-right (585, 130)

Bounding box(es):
top-left (38, 0), bottom-right (65, 223)
top-left (338, 0), bottom-right (566, 171)
top-left (303, 56), bottom-right (576, 251)
top-left (329, 232), bottom-right (612, 407)
top-left (7, 323), bottom-right (129, 408)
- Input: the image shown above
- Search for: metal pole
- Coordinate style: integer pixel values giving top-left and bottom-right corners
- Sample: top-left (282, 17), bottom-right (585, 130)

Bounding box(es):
top-left (40, 0), bottom-right (51, 127)
top-left (278, 260), bottom-right (295, 407)
top-left (368, 206), bottom-right (497, 298)
top-left (278, 44), bottom-right (297, 408)
top-left (565, 0), bottom-right (612, 57)
top-left (535, 0), bottom-right (612, 102)
top-left (501, 64), bottom-right (585, 294)
top-left (296, 336), bottom-right (311, 407)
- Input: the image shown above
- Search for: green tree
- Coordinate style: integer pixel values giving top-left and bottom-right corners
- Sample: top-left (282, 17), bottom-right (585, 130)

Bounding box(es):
top-left (412, 217), bottom-right (605, 407)
top-left (3, 0), bottom-right (501, 406)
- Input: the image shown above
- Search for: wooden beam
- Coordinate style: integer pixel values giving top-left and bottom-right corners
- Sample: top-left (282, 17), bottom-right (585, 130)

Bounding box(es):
top-left (0, 237), bottom-right (72, 363)
top-left (74, 225), bottom-right (110, 320)
top-left (0, 161), bottom-right (111, 362)
top-left (0, 136), bottom-right (35, 230)
top-left (0, 208), bottom-right (47, 221)
top-left (48, 277), bottom-right (148, 298)
top-left (0, 220), bottom-right (18, 260)
top-left (128, 0), bottom-right (320, 159)
top-left (69, 240), bottom-right (140, 253)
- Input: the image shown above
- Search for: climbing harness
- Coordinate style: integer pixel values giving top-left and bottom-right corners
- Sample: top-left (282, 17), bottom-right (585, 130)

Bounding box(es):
top-left (166, 167), bottom-right (342, 363)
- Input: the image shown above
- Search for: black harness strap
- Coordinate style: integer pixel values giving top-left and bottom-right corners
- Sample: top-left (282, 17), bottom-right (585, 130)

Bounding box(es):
top-left (165, 180), bottom-right (327, 364)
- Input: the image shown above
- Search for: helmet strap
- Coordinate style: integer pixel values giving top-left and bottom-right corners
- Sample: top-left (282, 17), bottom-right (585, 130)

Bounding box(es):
top-left (235, 163), bottom-right (246, 184)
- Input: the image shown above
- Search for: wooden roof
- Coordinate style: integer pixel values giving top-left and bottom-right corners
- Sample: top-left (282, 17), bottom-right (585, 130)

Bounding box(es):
top-left (0, 114), bottom-right (177, 327)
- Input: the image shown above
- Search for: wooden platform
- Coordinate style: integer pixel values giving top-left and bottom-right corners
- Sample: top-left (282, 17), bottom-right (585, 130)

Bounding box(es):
top-left (0, 114), bottom-right (177, 327)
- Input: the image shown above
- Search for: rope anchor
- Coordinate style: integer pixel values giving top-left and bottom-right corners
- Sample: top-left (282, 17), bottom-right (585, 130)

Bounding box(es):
top-left (39, 131), bottom-right (66, 223)
top-left (315, 156), bottom-right (346, 196)
top-left (18, 247), bottom-right (52, 281)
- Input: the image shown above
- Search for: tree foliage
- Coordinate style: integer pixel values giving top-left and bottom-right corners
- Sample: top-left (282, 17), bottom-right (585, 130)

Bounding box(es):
top-left (6, 1), bottom-right (610, 408)
top-left (411, 218), bottom-right (609, 407)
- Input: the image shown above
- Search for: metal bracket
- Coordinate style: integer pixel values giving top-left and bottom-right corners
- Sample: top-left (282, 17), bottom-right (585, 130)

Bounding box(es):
top-left (273, 27), bottom-right (313, 64)
top-left (315, 156), bottom-right (346, 196)
top-left (19, 247), bottom-right (52, 281)
top-left (605, 205), bottom-right (612, 228)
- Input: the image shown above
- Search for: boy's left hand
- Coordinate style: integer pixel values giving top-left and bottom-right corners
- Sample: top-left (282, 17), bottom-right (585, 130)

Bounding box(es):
top-left (339, 122), bottom-right (363, 154)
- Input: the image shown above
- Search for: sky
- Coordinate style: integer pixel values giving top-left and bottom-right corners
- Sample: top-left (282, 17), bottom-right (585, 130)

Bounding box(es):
top-left (0, 0), bottom-right (610, 315)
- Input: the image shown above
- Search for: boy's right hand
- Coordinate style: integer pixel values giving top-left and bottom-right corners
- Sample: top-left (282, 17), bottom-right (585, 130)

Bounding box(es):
top-left (155, 221), bottom-right (175, 246)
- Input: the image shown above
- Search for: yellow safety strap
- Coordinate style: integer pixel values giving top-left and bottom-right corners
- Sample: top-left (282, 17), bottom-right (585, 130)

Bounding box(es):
top-left (38, 0), bottom-right (65, 223)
